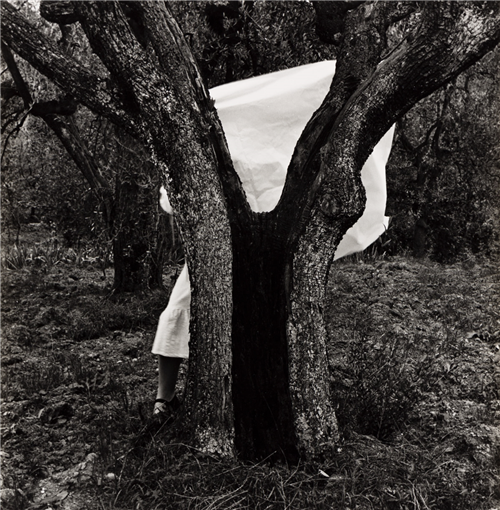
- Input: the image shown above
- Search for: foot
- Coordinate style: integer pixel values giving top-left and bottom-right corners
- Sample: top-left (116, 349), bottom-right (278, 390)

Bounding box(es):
top-left (133, 396), bottom-right (182, 447)
top-left (153, 395), bottom-right (181, 416)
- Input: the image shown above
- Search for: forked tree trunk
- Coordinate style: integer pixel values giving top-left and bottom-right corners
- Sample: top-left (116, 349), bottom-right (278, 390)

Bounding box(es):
top-left (3, 0), bottom-right (499, 463)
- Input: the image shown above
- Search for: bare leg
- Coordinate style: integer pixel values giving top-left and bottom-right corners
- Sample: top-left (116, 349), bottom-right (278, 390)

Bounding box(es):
top-left (156, 355), bottom-right (182, 402)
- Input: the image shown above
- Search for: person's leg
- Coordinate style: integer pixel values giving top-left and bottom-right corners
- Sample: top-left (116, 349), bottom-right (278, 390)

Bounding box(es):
top-left (151, 263), bottom-right (190, 416)
top-left (153, 355), bottom-right (182, 415)
top-left (156, 355), bottom-right (182, 402)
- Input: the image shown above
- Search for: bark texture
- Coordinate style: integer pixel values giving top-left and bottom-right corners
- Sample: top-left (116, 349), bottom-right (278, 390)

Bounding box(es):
top-left (282, 1), bottom-right (500, 456)
top-left (2, 0), bottom-right (237, 453)
top-left (230, 218), bottom-right (299, 461)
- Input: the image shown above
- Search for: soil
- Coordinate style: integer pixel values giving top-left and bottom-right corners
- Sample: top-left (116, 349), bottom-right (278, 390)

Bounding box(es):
top-left (1, 225), bottom-right (499, 509)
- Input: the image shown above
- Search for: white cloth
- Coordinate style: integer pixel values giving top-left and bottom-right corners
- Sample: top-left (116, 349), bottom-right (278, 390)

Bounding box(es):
top-left (159, 186), bottom-right (173, 215)
top-left (151, 262), bottom-right (191, 358)
top-left (210, 60), bottom-right (394, 258)
top-left (153, 61), bottom-right (395, 358)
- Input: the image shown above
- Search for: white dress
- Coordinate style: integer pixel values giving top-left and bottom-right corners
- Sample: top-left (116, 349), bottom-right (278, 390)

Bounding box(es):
top-left (151, 188), bottom-right (191, 359)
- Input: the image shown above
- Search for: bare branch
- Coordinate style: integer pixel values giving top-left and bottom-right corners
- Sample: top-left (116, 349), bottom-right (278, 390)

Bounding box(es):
top-left (1, 0), bottom-right (139, 135)
top-left (74, 2), bottom-right (153, 99)
top-left (1, 110), bottom-right (29, 162)
top-left (278, 1), bottom-right (500, 248)
top-left (139, 2), bottom-right (210, 106)
top-left (2, 41), bottom-right (77, 117)
top-left (1, 4), bottom-right (114, 222)
top-left (73, 2), bottom-right (189, 146)
top-left (276, 1), bottom-right (401, 242)
top-left (43, 114), bottom-right (113, 198)
top-left (75, 1), bottom-right (251, 222)
top-left (40, 1), bottom-right (79, 25)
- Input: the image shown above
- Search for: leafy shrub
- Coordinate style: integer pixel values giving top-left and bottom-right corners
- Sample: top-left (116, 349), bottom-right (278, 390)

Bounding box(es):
top-left (2, 239), bottom-right (71, 269)
top-left (2, 244), bottom-right (30, 270)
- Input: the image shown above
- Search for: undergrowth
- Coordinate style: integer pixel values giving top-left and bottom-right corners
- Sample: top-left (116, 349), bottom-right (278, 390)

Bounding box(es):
top-left (1, 247), bottom-right (498, 510)
top-left (1, 239), bottom-right (108, 271)
top-left (331, 330), bottom-right (423, 440)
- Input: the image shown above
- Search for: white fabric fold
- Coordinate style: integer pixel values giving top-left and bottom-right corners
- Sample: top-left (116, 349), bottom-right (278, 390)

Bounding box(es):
top-left (154, 61), bottom-right (395, 357)
top-left (151, 263), bottom-right (190, 358)
top-left (210, 60), bottom-right (394, 258)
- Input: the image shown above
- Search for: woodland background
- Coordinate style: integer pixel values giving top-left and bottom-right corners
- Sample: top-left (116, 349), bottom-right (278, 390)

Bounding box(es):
top-left (2, 1), bottom-right (499, 265)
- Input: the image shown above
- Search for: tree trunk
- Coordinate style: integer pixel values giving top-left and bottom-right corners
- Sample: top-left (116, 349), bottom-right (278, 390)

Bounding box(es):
top-left (231, 217), bottom-right (298, 462)
top-left (3, 0), bottom-right (500, 462)
top-left (111, 168), bottom-right (165, 292)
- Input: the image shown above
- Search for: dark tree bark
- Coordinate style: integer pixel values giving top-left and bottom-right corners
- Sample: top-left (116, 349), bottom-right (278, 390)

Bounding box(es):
top-left (109, 129), bottom-right (170, 292)
top-left (39, 0), bottom-right (80, 24)
top-left (285, 1), bottom-right (500, 454)
top-left (2, 0), bottom-right (499, 461)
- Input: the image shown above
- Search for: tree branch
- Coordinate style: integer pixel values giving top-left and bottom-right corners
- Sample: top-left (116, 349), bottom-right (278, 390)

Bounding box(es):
top-left (278, 1), bottom-right (500, 250)
top-left (139, 2), bottom-right (210, 106)
top-left (74, 2), bottom-right (154, 115)
top-left (1, 42), bottom-right (31, 107)
top-left (1, 1), bottom-right (139, 135)
top-left (44, 114), bottom-right (112, 194)
top-left (2, 41), bottom-right (78, 118)
top-left (40, 1), bottom-right (79, 25)
top-left (275, 1), bottom-right (403, 244)
top-left (292, 2), bottom-right (499, 257)
top-left (77, 1), bottom-right (251, 224)
top-left (139, 1), bottom-right (252, 223)
top-left (1, 15), bottom-right (112, 223)
top-left (322, 1), bottom-right (500, 197)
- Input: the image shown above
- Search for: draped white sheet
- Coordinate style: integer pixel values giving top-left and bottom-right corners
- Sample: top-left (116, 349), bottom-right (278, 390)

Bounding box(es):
top-left (210, 60), bottom-right (394, 259)
top-left (154, 61), bottom-right (395, 357)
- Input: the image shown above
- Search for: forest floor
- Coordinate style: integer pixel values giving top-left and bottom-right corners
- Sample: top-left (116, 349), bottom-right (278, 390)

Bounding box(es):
top-left (1, 224), bottom-right (499, 510)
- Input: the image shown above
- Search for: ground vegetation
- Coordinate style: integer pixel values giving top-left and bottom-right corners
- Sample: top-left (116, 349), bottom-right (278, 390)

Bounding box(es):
top-left (1, 229), bottom-right (498, 509)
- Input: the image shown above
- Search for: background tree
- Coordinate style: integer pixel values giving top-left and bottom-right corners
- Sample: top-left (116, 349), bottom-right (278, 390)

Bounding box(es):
top-left (1, 3), bottom-right (170, 292)
top-left (2, 0), bottom-right (499, 462)
top-left (385, 48), bottom-right (500, 261)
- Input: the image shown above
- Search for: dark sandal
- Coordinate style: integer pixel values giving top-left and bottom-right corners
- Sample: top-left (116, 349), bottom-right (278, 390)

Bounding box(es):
top-left (134, 396), bottom-right (182, 446)
top-left (153, 396), bottom-right (181, 415)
